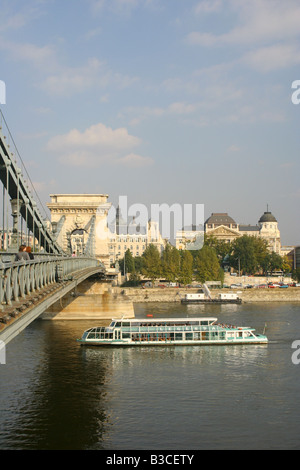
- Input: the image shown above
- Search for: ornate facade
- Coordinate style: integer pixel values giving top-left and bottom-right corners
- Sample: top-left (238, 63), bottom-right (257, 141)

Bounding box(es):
top-left (204, 209), bottom-right (281, 254)
top-left (108, 207), bottom-right (166, 266)
top-left (47, 194), bottom-right (111, 266)
top-left (47, 195), bottom-right (166, 268)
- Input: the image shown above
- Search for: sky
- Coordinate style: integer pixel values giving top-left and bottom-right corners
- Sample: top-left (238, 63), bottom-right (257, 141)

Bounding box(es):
top-left (0, 0), bottom-right (299, 245)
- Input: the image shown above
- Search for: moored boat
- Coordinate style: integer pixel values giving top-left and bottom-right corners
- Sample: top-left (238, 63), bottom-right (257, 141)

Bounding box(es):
top-left (181, 293), bottom-right (242, 304)
top-left (77, 317), bottom-right (268, 347)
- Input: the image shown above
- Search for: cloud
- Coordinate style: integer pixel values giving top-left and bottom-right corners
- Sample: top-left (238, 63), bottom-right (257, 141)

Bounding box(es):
top-left (227, 145), bottom-right (241, 153)
top-left (121, 100), bottom-right (199, 125)
top-left (89, 0), bottom-right (160, 15)
top-left (186, 0), bottom-right (300, 47)
top-left (0, 39), bottom-right (56, 71)
top-left (242, 43), bottom-right (300, 72)
top-left (41, 57), bottom-right (139, 96)
top-left (0, 37), bottom-right (138, 97)
top-left (194, 0), bottom-right (223, 15)
top-left (117, 153), bottom-right (154, 167)
top-left (47, 122), bottom-right (153, 168)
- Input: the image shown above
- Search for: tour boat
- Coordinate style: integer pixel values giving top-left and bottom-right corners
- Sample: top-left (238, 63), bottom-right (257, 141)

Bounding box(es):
top-left (77, 317), bottom-right (268, 346)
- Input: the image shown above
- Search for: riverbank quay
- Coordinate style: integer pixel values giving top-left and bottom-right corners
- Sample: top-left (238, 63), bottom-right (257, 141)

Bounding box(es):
top-left (119, 286), bottom-right (300, 303)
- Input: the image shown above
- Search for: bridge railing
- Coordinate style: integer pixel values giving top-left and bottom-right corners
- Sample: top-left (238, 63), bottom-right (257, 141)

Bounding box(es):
top-left (0, 256), bottom-right (104, 310)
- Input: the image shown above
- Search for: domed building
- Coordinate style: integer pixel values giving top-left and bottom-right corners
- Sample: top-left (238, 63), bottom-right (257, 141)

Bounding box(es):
top-left (257, 209), bottom-right (281, 253)
top-left (204, 207), bottom-right (281, 254)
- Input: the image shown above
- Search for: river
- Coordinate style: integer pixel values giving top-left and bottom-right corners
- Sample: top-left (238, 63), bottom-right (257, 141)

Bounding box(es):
top-left (0, 302), bottom-right (300, 450)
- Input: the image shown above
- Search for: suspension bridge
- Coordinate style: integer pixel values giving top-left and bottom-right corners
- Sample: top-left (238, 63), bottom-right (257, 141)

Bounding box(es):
top-left (0, 110), bottom-right (108, 345)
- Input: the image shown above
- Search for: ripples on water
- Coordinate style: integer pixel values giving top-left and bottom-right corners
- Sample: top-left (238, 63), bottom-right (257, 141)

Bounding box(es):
top-left (0, 302), bottom-right (300, 450)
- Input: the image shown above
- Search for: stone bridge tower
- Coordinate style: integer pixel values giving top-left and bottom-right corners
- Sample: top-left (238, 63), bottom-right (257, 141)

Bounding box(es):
top-left (47, 194), bottom-right (111, 267)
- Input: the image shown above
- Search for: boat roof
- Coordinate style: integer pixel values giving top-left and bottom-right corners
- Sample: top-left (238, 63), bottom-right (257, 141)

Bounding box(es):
top-left (112, 317), bottom-right (218, 323)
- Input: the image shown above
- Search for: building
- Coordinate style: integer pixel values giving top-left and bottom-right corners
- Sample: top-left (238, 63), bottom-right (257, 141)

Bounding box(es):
top-left (175, 225), bottom-right (204, 251)
top-left (204, 208), bottom-right (281, 254)
top-left (108, 207), bottom-right (166, 266)
top-left (284, 246), bottom-right (300, 270)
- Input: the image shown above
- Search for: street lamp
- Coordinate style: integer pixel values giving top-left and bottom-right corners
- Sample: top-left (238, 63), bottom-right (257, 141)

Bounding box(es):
top-left (51, 221), bottom-right (58, 235)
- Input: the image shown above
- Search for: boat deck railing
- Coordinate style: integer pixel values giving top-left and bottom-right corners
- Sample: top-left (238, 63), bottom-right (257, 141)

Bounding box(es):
top-left (105, 324), bottom-right (251, 334)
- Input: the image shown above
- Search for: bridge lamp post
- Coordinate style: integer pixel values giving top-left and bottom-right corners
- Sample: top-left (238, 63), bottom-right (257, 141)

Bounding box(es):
top-left (51, 221), bottom-right (58, 236)
top-left (9, 198), bottom-right (23, 251)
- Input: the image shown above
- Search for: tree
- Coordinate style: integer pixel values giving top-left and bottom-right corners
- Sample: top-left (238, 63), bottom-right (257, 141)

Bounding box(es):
top-left (161, 244), bottom-right (180, 282)
top-left (178, 250), bottom-right (193, 285)
top-left (194, 245), bottom-right (223, 283)
top-left (141, 244), bottom-right (161, 282)
top-left (292, 268), bottom-right (300, 283)
top-left (204, 234), bottom-right (232, 262)
top-left (261, 251), bottom-right (283, 275)
top-left (119, 249), bottom-right (135, 275)
top-left (133, 255), bottom-right (144, 274)
top-left (228, 235), bottom-right (269, 274)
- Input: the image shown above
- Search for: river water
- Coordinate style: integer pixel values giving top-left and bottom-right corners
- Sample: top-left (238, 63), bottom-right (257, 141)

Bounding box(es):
top-left (0, 302), bottom-right (300, 450)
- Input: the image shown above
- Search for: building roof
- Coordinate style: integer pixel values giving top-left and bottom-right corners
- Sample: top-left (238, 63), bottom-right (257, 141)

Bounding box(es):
top-left (258, 211), bottom-right (277, 223)
top-left (205, 213), bottom-right (237, 225)
top-left (239, 224), bottom-right (260, 232)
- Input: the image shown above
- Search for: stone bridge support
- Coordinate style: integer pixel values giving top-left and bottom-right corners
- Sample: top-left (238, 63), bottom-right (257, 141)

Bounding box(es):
top-left (42, 278), bottom-right (134, 320)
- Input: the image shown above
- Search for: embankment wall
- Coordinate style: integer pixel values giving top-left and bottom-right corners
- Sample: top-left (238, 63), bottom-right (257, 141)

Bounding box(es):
top-left (120, 287), bottom-right (300, 303)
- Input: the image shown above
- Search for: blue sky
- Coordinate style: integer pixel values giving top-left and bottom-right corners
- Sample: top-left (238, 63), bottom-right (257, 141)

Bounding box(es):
top-left (0, 0), bottom-right (299, 245)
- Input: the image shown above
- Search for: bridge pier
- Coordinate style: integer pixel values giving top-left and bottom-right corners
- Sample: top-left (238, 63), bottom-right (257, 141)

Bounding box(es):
top-left (42, 279), bottom-right (134, 320)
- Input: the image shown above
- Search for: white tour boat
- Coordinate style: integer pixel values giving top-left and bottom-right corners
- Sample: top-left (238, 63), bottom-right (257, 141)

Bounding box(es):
top-left (77, 317), bottom-right (268, 347)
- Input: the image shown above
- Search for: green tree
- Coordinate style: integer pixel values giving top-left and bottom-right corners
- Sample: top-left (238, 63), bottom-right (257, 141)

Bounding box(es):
top-left (228, 235), bottom-right (260, 274)
top-left (204, 234), bottom-right (232, 262)
top-left (119, 249), bottom-right (135, 275)
top-left (292, 268), bottom-right (300, 283)
top-left (194, 245), bottom-right (223, 283)
top-left (261, 251), bottom-right (283, 275)
top-left (141, 244), bottom-right (161, 282)
top-left (161, 244), bottom-right (180, 282)
top-left (133, 255), bottom-right (144, 274)
top-left (178, 250), bottom-right (193, 285)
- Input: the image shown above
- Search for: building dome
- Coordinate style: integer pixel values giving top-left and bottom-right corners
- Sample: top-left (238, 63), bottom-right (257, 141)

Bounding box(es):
top-left (258, 211), bottom-right (277, 223)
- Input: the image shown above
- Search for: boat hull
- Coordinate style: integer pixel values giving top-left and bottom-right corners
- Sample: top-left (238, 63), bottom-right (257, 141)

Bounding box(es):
top-left (77, 337), bottom-right (268, 347)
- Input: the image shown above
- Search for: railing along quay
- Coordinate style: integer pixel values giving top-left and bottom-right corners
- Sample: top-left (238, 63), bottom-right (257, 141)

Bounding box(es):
top-left (0, 255), bottom-right (104, 324)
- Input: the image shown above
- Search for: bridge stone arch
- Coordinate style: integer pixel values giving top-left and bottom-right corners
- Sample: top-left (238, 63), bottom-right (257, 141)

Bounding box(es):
top-left (47, 194), bottom-right (111, 267)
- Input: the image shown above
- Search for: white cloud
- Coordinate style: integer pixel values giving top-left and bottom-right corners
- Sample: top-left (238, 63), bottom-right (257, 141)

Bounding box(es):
top-left (47, 122), bottom-right (153, 168)
top-left (242, 43), bottom-right (300, 72)
top-left (0, 39), bottom-right (56, 71)
top-left (0, 37), bottom-right (138, 96)
top-left (187, 0), bottom-right (300, 47)
top-left (117, 153), bottom-right (153, 167)
top-left (194, 0), bottom-right (223, 15)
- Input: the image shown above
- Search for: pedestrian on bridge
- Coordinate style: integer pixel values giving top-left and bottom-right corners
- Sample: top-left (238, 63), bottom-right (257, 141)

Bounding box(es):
top-left (15, 245), bottom-right (30, 262)
top-left (25, 246), bottom-right (34, 260)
